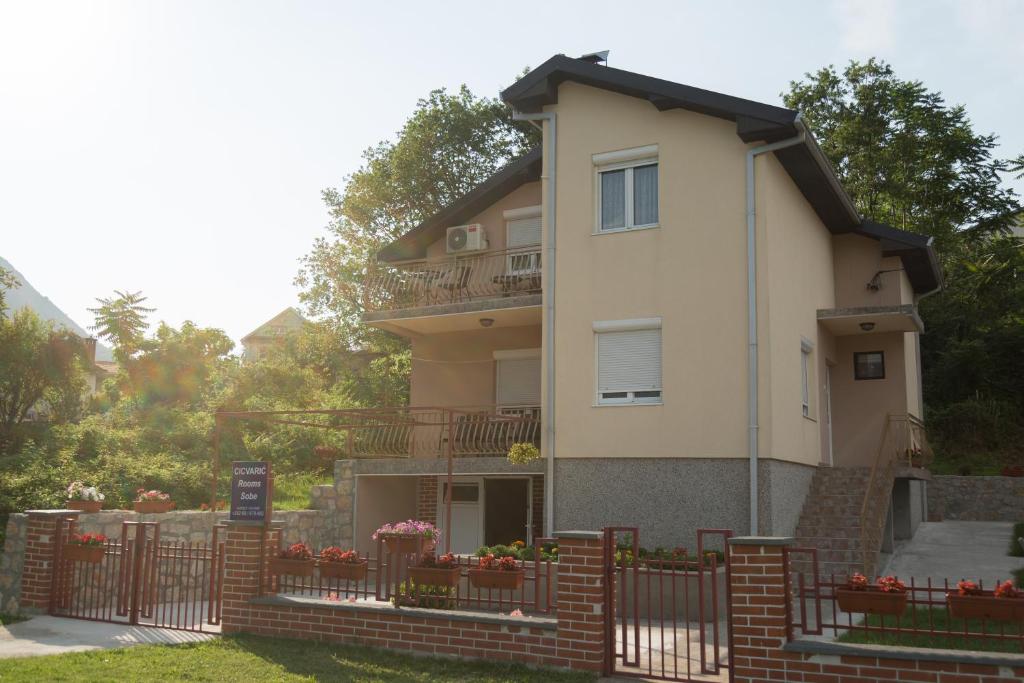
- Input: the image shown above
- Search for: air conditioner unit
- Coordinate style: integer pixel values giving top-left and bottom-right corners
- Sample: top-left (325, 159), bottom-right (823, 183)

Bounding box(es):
top-left (446, 224), bottom-right (488, 254)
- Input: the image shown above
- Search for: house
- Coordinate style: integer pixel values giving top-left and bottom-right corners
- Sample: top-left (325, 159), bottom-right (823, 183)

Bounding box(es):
top-left (346, 53), bottom-right (942, 574)
top-left (240, 307), bottom-right (307, 362)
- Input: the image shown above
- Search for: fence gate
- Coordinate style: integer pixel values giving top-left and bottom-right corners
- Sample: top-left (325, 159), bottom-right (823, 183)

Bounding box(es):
top-left (50, 519), bottom-right (225, 632)
top-left (603, 527), bottom-right (734, 682)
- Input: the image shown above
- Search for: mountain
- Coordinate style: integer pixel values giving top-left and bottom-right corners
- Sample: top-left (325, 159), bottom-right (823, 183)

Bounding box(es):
top-left (0, 256), bottom-right (114, 361)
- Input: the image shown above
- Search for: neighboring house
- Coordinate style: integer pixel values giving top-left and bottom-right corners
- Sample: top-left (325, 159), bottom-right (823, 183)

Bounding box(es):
top-left (240, 307), bottom-right (307, 362)
top-left (345, 53), bottom-right (942, 575)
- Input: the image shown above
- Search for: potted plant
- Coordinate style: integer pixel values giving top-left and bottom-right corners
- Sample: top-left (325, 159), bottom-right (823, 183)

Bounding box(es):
top-left (408, 552), bottom-right (461, 588)
top-left (469, 553), bottom-right (524, 590)
top-left (133, 489), bottom-right (175, 514)
top-left (63, 533), bottom-right (107, 563)
top-left (643, 547), bottom-right (691, 570)
top-left (268, 542), bottom-right (315, 577)
top-left (835, 573), bottom-right (908, 616)
top-left (507, 442), bottom-right (541, 465)
top-left (66, 481), bottom-right (105, 513)
top-left (947, 579), bottom-right (1024, 622)
top-left (318, 547), bottom-right (367, 581)
top-left (372, 520), bottom-right (439, 555)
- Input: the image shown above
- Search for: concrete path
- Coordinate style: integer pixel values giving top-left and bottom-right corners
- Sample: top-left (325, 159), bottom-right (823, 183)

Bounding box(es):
top-left (0, 615), bottom-right (218, 659)
top-left (881, 521), bottom-right (1024, 584)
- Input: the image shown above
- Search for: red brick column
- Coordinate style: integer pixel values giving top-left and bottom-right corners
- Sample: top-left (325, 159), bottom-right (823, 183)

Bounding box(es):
top-left (220, 521), bottom-right (275, 633)
top-left (20, 510), bottom-right (79, 612)
top-left (553, 531), bottom-right (606, 673)
top-left (416, 476), bottom-right (437, 523)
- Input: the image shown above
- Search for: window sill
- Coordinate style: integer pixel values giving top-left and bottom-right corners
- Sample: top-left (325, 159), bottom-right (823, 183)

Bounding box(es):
top-left (592, 402), bottom-right (664, 408)
top-left (593, 223), bottom-right (660, 236)
top-left (802, 414), bottom-right (817, 424)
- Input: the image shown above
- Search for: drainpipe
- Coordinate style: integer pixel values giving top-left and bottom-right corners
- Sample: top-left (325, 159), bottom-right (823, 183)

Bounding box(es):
top-left (513, 110), bottom-right (556, 539)
top-left (745, 121), bottom-right (805, 536)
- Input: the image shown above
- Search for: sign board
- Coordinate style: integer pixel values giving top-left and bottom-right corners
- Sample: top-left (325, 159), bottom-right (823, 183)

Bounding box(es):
top-left (230, 460), bottom-right (271, 522)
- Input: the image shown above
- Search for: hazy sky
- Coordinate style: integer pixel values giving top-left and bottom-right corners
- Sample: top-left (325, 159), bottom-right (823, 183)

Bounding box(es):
top-left (2, 0), bottom-right (1021, 349)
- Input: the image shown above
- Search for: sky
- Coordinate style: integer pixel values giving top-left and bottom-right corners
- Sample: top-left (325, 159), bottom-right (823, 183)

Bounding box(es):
top-left (1, 0), bottom-right (1021, 350)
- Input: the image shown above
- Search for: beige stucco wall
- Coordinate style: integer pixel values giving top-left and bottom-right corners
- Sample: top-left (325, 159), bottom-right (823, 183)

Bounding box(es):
top-left (829, 332), bottom-right (909, 466)
top-left (759, 153), bottom-right (836, 466)
top-left (832, 234), bottom-right (909, 308)
top-left (424, 181), bottom-right (542, 260)
top-left (547, 82), bottom-right (751, 460)
top-left (354, 476), bottom-right (418, 554)
top-left (904, 331), bottom-right (923, 417)
top-left (410, 325), bottom-right (541, 407)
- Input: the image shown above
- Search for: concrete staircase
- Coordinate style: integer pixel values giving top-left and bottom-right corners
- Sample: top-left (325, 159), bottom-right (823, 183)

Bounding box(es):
top-left (793, 467), bottom-right (881, 580)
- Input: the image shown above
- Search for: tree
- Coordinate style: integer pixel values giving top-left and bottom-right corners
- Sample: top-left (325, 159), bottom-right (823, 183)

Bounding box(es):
top-left (0, 309), bottom-right (86, 443)
top-left (296, 85), bottom-right (539, 351)
top-left (784, 59), bottom-right (1020, 251)
top-left (88, 291), bottom-right (155, 362)
top-left (127, 321), bottom-right (235, 407)
top-left (0, 266), bottom-right (20, 320)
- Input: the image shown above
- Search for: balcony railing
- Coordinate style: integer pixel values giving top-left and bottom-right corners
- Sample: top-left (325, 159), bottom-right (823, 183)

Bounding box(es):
top-left (321, 406), bottom-right (541, 459)
top-left (363, 247), bottom-right (542, 314)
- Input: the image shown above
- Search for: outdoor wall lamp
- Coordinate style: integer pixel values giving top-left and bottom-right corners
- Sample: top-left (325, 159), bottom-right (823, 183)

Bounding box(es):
top-left (479, 318), bottom-right (495, 328)
top-left (860, 322), bottom-right (876, 332)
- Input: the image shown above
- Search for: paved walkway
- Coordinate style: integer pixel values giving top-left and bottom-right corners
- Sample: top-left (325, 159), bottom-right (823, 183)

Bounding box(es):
top-left (880, 521), bottom-right (1024, 583)
top-left (0, 615), bottom-right (218, 659)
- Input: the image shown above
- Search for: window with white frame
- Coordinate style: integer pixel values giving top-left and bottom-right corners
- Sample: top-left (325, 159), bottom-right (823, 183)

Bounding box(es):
top-left (801, 338), bottom-right (814, 417)
top-left (594, 319), bottom-right (662, 405)
top-left (594, 145), bottom-right (659, 233)
top-left (504, 206), bottom-right (542, 274)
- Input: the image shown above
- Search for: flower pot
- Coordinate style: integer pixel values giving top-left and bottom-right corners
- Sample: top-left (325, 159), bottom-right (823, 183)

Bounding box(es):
top-left (319, 560), bottom-right (368, 581)
top-left (836, 588), bottom-right (908, 616)
top-left (133, 500), bottom-right (175, 514)
top-left (268, 557), bottom-right (316, 577)
top-left (468, 568), bottom-right (524, 591)
top-left (383, 536), bottom-right (435, 555)
top-left (66, 500), bottom-right (102, 513)
top-left (408, 566), bottom-right (461, 588)
top-left (63, 544), bottom-right (104, 564)
top-left (947, 592), bottom-right (1024, 622)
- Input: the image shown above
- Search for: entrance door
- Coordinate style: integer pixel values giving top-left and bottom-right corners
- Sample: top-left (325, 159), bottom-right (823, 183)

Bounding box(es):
top-left (484, 478), bottom-right (530, 546)
top-left (441, 480), bottom-right (482, 554)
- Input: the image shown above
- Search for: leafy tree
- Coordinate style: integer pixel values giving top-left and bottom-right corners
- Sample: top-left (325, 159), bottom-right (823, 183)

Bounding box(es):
top-left (0, 266), bottom-right (20, 320)
top-left (88, 290), bottom-right (155, 362)
top-left (785, 59), bottom-right (1020, 251)
top-left (296, 85), bottom-right (539, 353)
top-left (127, 321), bottom-right (235, 407)
top-left (0, 309), bottom-right (86, 443)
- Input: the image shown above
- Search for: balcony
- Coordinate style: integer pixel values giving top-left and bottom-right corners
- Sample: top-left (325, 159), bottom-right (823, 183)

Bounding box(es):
top-left (362, 248), bottom-right (542, 333)
top-left (324, 406), bottom-right (541, 459)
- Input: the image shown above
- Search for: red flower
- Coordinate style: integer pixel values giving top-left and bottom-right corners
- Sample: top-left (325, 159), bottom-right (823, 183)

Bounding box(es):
top-left (70, 533), bottom-right (108, 547)
top-left (320, 547), bottom-right (360, 564)
top-left (478, 553), bottom-right (519, 571)
top-left (279, 543), bottom-right (313, 560)
top-left (956, 579), bottom-right (981, 596)
top-left (420, 552), bottom-right (456, 569)
top-left (848, 573), bottom-right (869, 591)
top-left (995, 580), bottom-right (1021, 599)
top-left (876, 576), bottom-right (906, 594)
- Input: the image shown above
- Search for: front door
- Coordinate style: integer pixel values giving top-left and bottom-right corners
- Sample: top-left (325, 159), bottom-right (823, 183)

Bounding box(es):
top-left (484, 478), bottom-right (530, 546)
top-left (441, 480), bottom-right (482, 554)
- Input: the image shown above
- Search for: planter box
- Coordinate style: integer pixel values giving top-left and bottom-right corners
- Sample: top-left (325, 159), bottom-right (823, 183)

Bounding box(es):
top-left (836, 588), bottom-right (908, 616)
top-left (64, 544), bottom-right (104, 564)
top-left (319, 560), bottom-right (368, 581)
top-left (383, 536), bottom-right (435, 556)
top-left (468, 568), bottom-right (524, 591)
top-left (268, 558), bottom-right (316, 577)
top-left (66, 500), bottom-right (102, 513)
top-left (643, 558), bottom-right (698, 571)
top-left (948, 592), bottom-right (1024, 622)
top-left (408, 566), bottom-right (461, 588)
top-left (133, 500), bottom-right (175, 514)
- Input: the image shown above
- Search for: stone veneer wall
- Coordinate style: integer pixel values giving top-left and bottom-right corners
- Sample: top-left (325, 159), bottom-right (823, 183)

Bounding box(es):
top-left (927, 475), bottom-right (1024, 521)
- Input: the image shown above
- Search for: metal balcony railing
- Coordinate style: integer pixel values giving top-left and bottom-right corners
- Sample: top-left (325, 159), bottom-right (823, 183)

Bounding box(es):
top-left (363, 247), bottom-right (542, 313)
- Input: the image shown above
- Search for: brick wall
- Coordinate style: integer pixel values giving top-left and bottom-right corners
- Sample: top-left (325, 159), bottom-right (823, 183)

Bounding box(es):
top-left (531, 475), bottom-right (544, 540)
top-left (19, 511), bottom-right (78, 612)
top-left (729, 536), bottom-right (1024, 683)
top-left (220, 523), bottom-right (604, 672)
top-left (416, 476), bottom-right (438, 523)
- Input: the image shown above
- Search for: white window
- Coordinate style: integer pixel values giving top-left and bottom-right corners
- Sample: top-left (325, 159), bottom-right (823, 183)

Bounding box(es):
top-left (593, 145), bottom-right (659, 233)
top-left (594, 319), bottom-right (662, 405)
top-left (801, 338), bottom-right (814, 418)
top-left (494, 349), bottom-right (541, 408)
top-left (504, 206), bottom-right (542, 274)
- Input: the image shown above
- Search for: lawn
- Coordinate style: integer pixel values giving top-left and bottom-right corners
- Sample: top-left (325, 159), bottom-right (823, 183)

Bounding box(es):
top-left (0, 633), bottom-right (596, 682)
top-left (837, 607), bottom-right (1024, 654)
top-left (270, 471), bottom-right (332, 511)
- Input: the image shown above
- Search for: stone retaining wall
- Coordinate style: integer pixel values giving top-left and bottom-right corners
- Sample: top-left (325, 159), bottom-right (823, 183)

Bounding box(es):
top-left (927, 475), bottom-right (1024, 521)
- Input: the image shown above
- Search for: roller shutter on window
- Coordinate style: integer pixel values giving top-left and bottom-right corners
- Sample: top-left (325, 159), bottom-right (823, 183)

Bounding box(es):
top-left (507, 216), bottom-right (542, 247)
top-left (496, 357), bottom-right (541, 406)
top-left (597, 329), bottom-right (662, 400)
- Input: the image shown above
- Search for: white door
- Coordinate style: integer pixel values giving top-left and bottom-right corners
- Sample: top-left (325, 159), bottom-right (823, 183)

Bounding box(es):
top-left (439, 479), bottom-right (482, 554)
top-left (824, 365), bottom-right (834, 466)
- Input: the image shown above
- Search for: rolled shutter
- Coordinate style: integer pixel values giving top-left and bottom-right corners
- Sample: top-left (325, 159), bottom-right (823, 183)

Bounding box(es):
top-left (507, 216), bottom-right (542, 247)
top-left (597, 329), bottom-right (662, 392)
top-left (497, 357), bottom-right (541, 406)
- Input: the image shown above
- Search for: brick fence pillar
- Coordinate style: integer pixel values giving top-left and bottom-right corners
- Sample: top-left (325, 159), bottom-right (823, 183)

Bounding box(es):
top-left (20, 510), bottom-right (79, 612)
top-left (220, 521), bottom-right (278, 634)
top-left (727, 536), bottom-right (795, 683)
top-left (554, 531), bottom-right (606, 673)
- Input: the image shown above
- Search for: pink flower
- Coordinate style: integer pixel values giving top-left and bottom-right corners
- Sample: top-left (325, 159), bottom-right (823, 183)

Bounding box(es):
top-left (510, 608), bottom-right (523, 617)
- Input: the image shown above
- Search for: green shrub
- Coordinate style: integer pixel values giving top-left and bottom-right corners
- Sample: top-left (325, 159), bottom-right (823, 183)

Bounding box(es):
top-left (1010, 523), bottom-right (1024, 557)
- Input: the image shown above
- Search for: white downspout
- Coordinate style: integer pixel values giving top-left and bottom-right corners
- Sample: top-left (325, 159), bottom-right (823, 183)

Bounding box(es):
top-left (513, 110), bottom-right (556, 537)
top-left (745, 123), bottom-right (805, 536)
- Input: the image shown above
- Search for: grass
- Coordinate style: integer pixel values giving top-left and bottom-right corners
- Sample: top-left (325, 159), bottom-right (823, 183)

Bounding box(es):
top-left (271, 472), bottom-right (332, 511)
top-left (838, 606), bottom-right (1024, 654)
top-left (0, 633), bottom-right (596, 682)
top-left (0, 613), bottom-right (27, 626)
